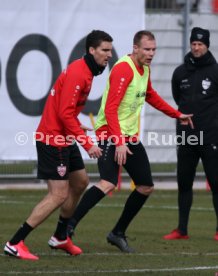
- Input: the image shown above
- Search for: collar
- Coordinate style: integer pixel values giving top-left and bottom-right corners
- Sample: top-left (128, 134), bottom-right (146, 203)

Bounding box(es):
top-left (84, 53), bottom-right (106, 76)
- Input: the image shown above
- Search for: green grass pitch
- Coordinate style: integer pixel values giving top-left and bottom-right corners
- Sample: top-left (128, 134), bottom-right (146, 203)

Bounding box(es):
top-left (0, 189), bottom-right (218, 275)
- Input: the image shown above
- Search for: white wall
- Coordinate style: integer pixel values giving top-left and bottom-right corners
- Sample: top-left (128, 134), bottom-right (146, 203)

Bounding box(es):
top-left (143, 13), bottom-right (218, 162)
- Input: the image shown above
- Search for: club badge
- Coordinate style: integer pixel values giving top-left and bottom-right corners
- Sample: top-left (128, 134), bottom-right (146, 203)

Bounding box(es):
top-left (202, 78), bottom-right (211, 90)
top-left (57, 164), bottom-right (66, 177)
top-left (197, 33), bottom-right (203, 39)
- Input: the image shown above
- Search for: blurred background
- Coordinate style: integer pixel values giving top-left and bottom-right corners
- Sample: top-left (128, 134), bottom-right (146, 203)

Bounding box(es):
top-left (0, 0), bottom-right (217, 183)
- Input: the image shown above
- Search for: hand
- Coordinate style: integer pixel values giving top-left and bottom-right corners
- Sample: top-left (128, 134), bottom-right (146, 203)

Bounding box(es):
top-left (88, 145), bottom-right (102, 159)
top-left (80, 125), bottom-right (93, 134)
top-left (179, 114), bottom-right (194, 129)
top-left (114, 145), bottom-right (133, 166)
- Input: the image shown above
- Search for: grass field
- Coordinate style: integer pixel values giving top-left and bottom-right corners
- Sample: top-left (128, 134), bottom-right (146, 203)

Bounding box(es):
top-left (1, 189), bottom-right (218, 275)
top-left (0, 161), bottom-right (204, 176)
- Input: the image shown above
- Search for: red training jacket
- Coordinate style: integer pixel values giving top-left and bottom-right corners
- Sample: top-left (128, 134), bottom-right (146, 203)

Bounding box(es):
top-left (36, 58), bottom-right (94, 151)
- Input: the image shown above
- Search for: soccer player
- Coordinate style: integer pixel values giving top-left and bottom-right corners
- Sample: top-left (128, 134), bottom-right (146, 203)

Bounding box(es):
top-left (67, 30), bottom-right (193, 253)
top-left (4, 30), bottom-right (113, 260)
top-left (164, 27), bottom-right (218, 240)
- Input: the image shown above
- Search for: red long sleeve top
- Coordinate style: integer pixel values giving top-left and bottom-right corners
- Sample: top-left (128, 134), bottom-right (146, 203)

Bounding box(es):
top-left (96, 61), bottom-right (181, 145)
top-left (36, 58), bottom-right (94, 151)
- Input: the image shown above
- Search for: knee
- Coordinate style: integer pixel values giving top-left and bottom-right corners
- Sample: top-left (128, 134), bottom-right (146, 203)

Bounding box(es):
top-left (52, 191), bottom-right (69, 205)
top-left (72, 175), bottom-right (89, 195)
top-left (77, 175), bottom-right (89, 192)
top-left (178, 178), bottom-right (193, 193)
top-left (47, 180), bottom-right (70, 205)
top-left (178, 183), bottom-right (193, 193)
top-left (95, 180), bottom-right (115, 194)
top-left (136, 185), bottom-right (154, 195)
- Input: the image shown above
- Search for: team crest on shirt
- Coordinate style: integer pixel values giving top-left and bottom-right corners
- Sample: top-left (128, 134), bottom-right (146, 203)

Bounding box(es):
top-left (57, 164), bottom-right (66, 177)
top-left (202, 78), bottom-right (211, 90)
top-left (50, 88), bottom-right (55, 96)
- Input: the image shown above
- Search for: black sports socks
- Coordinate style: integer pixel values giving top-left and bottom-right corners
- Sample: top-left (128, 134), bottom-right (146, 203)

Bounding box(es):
top-left (54, 216), bottom-right (70, 240)
top-left (10, 222), bottom-right (33, 245)
top-left (112, 189), bottom-right (149, 235)
top-left (68, 186), bottom-right (106, 230)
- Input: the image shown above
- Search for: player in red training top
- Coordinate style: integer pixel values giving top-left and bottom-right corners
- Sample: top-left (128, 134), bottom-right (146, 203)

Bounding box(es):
top-left (4, 30), bottom-right (113, 260)
top-left (66, 30), bottom-right (193, 253)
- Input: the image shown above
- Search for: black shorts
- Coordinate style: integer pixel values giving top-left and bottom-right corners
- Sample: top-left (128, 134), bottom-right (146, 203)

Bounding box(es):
top-left (36, 141), bottom-right (85, 180)
top-left (97, 141), bottom-right (153, 186)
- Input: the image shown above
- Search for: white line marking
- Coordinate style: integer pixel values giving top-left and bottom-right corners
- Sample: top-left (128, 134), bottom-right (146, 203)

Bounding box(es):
top-left (1, 251), bottom-right (218, 257)
top-left (0, 200), bottom-right (24, 204)
top-left (0, 200), bottom-right (214, 211)
top-left (96, 204), bottom-right (214, 212)
top-left (1, 266), bottom-right (218, 274)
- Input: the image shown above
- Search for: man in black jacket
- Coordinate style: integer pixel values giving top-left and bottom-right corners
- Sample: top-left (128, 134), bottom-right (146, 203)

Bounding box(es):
top-left (163, 27), bottom-right (218, 240)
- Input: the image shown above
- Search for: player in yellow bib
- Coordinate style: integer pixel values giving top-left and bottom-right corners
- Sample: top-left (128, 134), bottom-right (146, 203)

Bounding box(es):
top-left (67, 30), bottom-right (193, 253)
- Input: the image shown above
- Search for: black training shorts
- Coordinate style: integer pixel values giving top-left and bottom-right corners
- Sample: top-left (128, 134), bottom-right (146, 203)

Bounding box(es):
top-left (36, 141), bottom-right (85, 180)
top-left (97, 140), bottom-right (153, 186)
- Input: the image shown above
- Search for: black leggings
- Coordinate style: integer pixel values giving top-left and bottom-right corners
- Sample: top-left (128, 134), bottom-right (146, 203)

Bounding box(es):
top-left (97, 141), bottom-right (153, 186)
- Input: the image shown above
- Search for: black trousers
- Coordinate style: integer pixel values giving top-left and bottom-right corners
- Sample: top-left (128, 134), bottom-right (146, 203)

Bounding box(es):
top-left (177, 144), bottom-right (218, 193)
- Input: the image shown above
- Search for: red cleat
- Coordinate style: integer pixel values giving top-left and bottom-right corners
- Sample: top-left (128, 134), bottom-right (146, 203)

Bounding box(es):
top-left (163, 229), bottom-right (189, 240)
top-left (4, 241), bottom-right (39, 260)
top-left (214, 232), bottom-right (218, 241)
top-left (48, 236), bottom-right (82, 255)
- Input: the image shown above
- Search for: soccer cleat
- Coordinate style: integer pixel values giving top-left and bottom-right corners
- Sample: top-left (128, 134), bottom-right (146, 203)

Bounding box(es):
top-left (4, 241), bottom-right (39, 260)
top-left (48, 236), bottom-right (82, 255)
top-left (214, 232), bottom-right (218, 241)
top-left (107, 232), bottom-right (135, 253)
top-left (163, 229), bottom-right (189, 240)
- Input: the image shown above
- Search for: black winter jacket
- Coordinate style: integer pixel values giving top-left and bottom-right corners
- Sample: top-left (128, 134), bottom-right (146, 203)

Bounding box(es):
top-left (172, 51), bottom-right (218, 144)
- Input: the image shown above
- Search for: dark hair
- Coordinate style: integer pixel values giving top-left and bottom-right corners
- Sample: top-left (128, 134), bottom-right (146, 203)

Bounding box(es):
top-left (133, 30), bottom-right (155, 46)
top-left (85, 30), bottom-right (113, 53)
